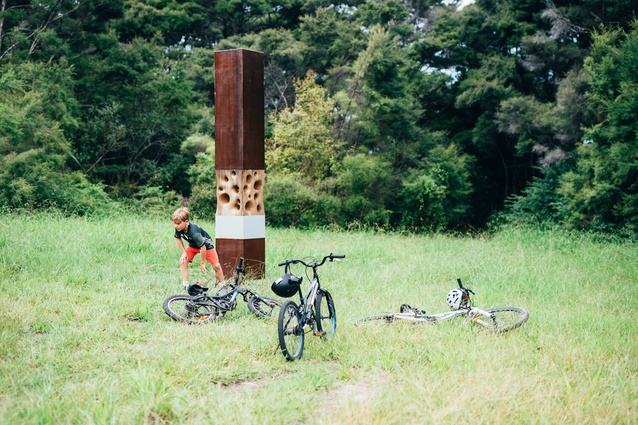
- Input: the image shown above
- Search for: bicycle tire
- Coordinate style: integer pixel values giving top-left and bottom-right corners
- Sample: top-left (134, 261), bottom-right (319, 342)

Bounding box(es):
top-left (247, 295), bottom-right (281, 318)
top-left (474, 306), bottom-right (529, 333)
top-left (163, 295), bottom-right (218, 324)
top-left (314, 289), bottom-right (336, 339)
top-left (277, 300), bottom-right (304, 361)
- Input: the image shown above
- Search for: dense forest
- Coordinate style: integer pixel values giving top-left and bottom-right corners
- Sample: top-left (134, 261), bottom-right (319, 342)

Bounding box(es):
top-left (1, 0), bottom-right (637, 234)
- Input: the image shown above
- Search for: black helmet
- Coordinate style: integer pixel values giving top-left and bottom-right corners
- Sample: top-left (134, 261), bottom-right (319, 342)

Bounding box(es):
top-left (271, 273), bottom-right (302, 298)
top-left (187, 284), bottom-right (208, 296)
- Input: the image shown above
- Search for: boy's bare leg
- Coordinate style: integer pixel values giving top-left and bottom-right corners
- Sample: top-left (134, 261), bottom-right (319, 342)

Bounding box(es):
top-left (180, 256), bottom-right (189, 283)
top-left (212, 262), bottom-right (225, 285)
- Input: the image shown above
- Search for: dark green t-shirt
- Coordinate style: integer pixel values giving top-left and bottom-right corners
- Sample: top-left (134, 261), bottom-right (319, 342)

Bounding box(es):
top-left (174, 223), bottom-right (214, 249)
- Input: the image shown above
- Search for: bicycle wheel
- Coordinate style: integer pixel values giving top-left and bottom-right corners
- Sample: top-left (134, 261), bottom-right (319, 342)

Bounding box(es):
top-left (247, 295), bottom-right (281, 318)
top-left (277, 300), bottom-right (304, 361)
top-left (474, 306), bottom-right (529, 333)
top-left (314, 289), bottom-right (336, 339)
top-left (163, 295), bottom-right (218, 324)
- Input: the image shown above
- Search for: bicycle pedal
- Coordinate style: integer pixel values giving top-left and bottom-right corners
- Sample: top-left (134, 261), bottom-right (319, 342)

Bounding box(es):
top-left (315, 331), bottom-right (326, 337)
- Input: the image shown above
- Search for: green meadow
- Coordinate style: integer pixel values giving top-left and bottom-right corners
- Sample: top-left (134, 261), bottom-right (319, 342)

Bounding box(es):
top-left (1, 212), bottom-right (637, 424)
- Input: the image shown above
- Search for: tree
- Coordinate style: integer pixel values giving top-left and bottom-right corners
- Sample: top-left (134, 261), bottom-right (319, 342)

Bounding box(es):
top-left (0, 63), bottom-right (110, 213)
top-left (266, 70), bottom-right (341, 181)
top-left (558, 23), bottom-right (638, 232)
top-left (72, 37), bottom-right (196, 192)
top-left (336, 24), bottom-right (424, 165)
top-left (0, 0), bottom-right (123, 64)
top-left (331, 153), bottom-right (396, 228)
top-left (399, 144), bottom-right (473, 230)
top-left (299, 7), bottom-right (365, 77)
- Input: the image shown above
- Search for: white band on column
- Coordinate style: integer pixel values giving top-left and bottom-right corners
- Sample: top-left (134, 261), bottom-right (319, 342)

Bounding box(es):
top-left (215, 215), bottom-right (265, 239)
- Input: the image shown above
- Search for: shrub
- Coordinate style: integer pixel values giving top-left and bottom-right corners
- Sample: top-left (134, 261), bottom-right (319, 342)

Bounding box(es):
top-left (399, 144), bottom-right (473, 230)
top-left (265, 172), bottom-right (333, 228)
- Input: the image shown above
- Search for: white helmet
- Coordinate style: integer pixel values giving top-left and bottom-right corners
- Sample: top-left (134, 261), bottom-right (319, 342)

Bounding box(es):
top-left (446, 288), bottom-right (466, 310)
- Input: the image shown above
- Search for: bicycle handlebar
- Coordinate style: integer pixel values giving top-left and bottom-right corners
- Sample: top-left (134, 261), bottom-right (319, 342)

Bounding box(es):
top-left (232, 258), bottom-right (245, 286)
top-left (457, 278), bottom-right (474, 295)
top-left (237, 257), bottom-right (244, 271)
top-left (278, 253), bottom-right (346, 268)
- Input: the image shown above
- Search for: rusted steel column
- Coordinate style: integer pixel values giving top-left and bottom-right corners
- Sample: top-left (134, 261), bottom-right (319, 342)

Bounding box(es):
top-left (214, 49), bottom-right (265, 278)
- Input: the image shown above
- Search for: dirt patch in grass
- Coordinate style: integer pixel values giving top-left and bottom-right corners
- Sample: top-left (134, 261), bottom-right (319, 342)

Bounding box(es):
top-left (221, 369), bottom-right (291, 392)
top-left (318, 373), bottom-right (389, 412)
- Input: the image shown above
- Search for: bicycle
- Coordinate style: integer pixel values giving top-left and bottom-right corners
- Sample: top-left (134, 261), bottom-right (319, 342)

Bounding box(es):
top-left (271, 253), bottom-right (345, 361)
top-left (163, 257), bottom-right (281, 323)
top-left (355, 278), bottom-right (528, 333)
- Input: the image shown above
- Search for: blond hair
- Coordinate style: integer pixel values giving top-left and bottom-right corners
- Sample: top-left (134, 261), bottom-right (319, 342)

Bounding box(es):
top-left (172, 207), bottom-right (190, 222)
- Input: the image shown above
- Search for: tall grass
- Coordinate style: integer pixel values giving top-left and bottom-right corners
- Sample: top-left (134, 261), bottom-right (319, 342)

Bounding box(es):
top-left (1, 212), bottom-right (637, 424)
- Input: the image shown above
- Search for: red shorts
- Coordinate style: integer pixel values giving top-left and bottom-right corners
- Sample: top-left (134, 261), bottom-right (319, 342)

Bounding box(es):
top-left (185, 246), bottom-right (219, 264)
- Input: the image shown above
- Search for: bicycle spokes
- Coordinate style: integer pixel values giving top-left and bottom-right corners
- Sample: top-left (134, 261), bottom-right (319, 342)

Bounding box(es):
top-left (278, 301), bottom-right (304, 361)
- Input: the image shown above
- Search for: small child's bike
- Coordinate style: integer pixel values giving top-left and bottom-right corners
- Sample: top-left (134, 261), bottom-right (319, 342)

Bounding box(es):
top-left (163, 257), bottom-right (281, 323)
top-left (272, 253), bottom-right (345, 361)
top-left (355, 278), bottom-right (528, 333)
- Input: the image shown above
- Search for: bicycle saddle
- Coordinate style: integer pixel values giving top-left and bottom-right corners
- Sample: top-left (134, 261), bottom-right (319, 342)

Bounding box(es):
top-left (400, 304), bottom-right (426, 315)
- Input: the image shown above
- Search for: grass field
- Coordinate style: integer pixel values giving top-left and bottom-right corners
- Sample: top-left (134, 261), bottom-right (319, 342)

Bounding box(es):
top-left (1, 212), bottom-right (637, 424)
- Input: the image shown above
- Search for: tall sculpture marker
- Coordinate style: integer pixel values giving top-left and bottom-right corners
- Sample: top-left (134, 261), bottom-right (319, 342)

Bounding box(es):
top-left (214, 49), bottom-right (265, 278)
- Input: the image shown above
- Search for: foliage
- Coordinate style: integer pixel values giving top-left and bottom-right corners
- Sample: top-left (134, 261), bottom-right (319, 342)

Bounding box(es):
top-left (264, 172), bottom-right (337, 228)
top-left (298, 8), bottom-right (366, 77)
top-left (557, 23), bottom-right (638, 233)
top-left (338, 25), bottom-right (424, 158)
top-left (331, 153), bottom-right (396, 228)
top-left (72, 37), bottom-right (197, 191)
top-left (0, 63), bottom-right (112, 214)
top-left (184, 134), bottom-right (217, 218)
top-left (399, 144), bottom-right (473, 230)
top-left (1, 0), bottom-right (638, 232)
top-left (498, 165), bottom-right (565, 226)
top-left (266, 70), bottom-right (341, 182)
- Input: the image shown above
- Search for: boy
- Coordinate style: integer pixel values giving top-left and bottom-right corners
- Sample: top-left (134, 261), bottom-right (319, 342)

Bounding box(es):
top-left (172, 207), bottom-right (226, 291)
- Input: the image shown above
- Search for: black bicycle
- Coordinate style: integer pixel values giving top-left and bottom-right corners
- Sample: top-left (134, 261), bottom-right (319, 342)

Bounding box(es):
top-left (163, 258), bottom-right (281, 323)
top-left (272, 253), bottom-right (345, 361)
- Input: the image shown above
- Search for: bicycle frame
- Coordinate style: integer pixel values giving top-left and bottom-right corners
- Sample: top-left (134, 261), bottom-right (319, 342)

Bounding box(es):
top-left (279, 254), bottom-right (342, 329)
top-left (300, 277), bottom-right (320, 320)
top-left (199, 286), bottom-right (240, 310)
top-left (191, 277), bottom-right (276, 311)
top-left (393, 278), bottom-right (497, 325)
top-left (392, 306), bottom-right (495, 324)
top-left (187, 258), bottom-right (268, 313)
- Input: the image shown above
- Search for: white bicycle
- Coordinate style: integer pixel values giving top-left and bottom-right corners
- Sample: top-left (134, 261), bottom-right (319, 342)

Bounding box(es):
top-left (355, 279), bottom-right (528, 334)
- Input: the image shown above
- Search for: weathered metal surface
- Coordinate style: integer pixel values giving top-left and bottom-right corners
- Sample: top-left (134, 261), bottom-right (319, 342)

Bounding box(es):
top-left (216, 238), bottom-right (266, 279)
top-left (214, 49), bottom-right (264, 170)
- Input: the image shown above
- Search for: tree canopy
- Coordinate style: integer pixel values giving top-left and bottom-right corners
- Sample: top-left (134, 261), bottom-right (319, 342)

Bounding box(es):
top-left (1, 0), bottom-right (637, 233)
